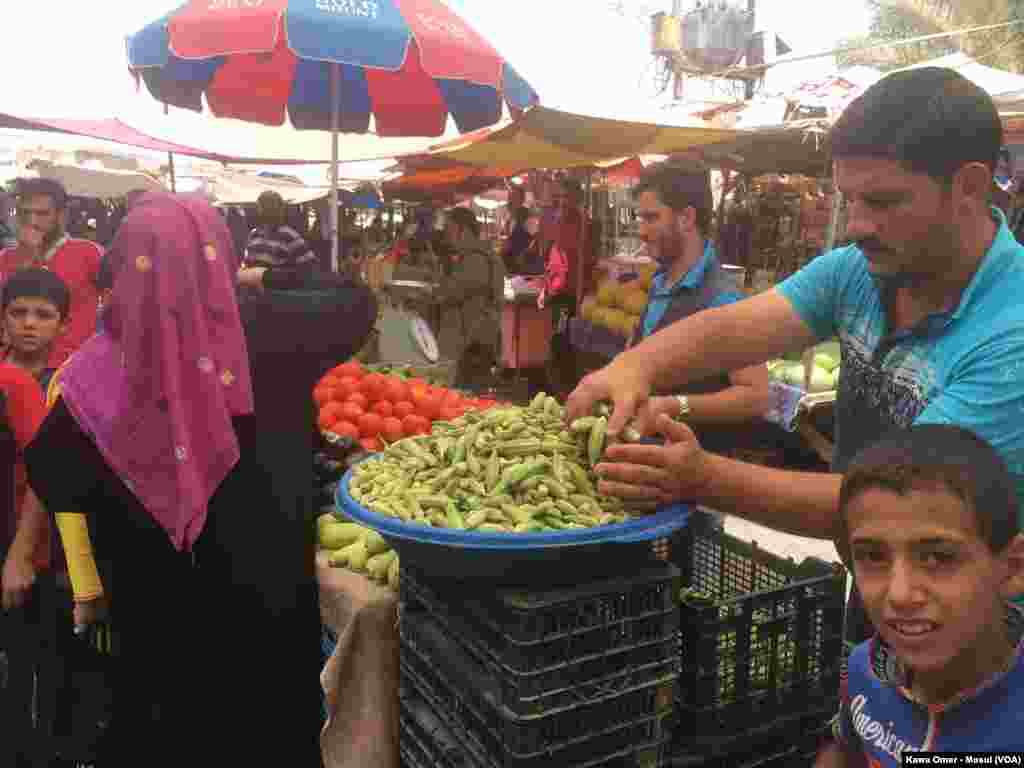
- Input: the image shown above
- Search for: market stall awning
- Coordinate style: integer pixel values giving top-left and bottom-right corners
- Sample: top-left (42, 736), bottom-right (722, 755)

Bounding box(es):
top-left (382, 163), bottom-right (519, 203)
top-left (692, 121), bottom-right (832, 178)
top-left (25, 159), bottom-right (164, 199)
top-left (418, 106), bottom-right (737, 170)
top-left (181, 168), bottom-right (329, 205)
top-left (895, 54), bottom-right (1024, 111)
top-left (0, 110), bottom-right (439, 166)
top-left (0, 113), bottom-right (245, 163)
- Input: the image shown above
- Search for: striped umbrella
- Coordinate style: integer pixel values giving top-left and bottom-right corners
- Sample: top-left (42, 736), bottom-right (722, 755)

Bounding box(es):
top-left (126, 0), bottom-right (539, 268)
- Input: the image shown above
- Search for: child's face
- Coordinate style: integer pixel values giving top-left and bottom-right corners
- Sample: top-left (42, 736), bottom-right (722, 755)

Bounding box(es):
top-left (4, 297), bottom-right (64, 357)
top-left (846, 486), bottom-right (1024, 683)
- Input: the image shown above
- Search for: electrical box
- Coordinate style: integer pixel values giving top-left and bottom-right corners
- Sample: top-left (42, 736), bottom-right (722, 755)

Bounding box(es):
top-left (682, 1), bottom-right (755, 71)
top-left (650, 12), bottom-right (682, 57)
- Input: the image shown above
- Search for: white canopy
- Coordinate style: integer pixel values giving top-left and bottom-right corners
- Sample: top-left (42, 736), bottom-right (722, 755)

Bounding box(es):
top-left (25, 159), bottom-right (163, 199)
top-left (177, 168), bottom-right (334, 206)
top-left (896, 53), bottom-right (1024, 112)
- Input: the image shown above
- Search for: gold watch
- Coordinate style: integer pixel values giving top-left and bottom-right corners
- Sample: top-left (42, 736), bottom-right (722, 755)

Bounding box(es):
top-left (674, 395), bottom-right (691, 421)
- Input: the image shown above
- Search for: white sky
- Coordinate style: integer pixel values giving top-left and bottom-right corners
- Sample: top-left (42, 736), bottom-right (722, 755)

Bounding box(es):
top-left (0, 0), bottom-right (870, 179)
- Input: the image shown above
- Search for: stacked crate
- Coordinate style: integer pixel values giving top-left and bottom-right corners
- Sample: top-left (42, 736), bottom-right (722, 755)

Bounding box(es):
top-left (399, 561), bottom-right (681, 768)
top-left (668, 519), bottom-right (847, 766)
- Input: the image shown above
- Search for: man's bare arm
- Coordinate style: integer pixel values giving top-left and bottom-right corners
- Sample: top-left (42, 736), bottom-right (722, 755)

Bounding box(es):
top-left (628, 289), bottom-right (819, 394)
top-left (685, 362), bottom-right (772, 426)
top-left (8, 487), bottom-right (46, 563)
top-left (699, 453), bottom-right (842, 540)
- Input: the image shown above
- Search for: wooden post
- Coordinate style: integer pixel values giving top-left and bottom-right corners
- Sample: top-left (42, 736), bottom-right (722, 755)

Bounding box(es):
top-left (576, 171), bottom-right (593, 310)
top-left (825, 189), bottom-right (843, 252)
top-left (167, 152), bottom-right (176, 193)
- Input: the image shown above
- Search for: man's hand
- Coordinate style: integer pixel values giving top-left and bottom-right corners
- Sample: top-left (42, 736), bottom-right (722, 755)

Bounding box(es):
top-left (595, 415), bottom-right (711, 504)
top-left (73, 596), bottom-right (110, 633)
top-left (237, 266), bottom-right (268, 292)
top-left (565, 358), bottom-right (654, 438)
top-left (2, 552), bottom-right (36, 611)
top-left (633, 396), bottom-right (682, 437)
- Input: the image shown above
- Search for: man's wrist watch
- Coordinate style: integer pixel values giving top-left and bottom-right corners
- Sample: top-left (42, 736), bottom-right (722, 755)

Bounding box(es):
top-left (674, 395), bottom-right (691, 421)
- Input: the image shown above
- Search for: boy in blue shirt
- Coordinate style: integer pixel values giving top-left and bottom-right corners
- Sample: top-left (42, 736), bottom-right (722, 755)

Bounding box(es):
top-left (818, 425), bottom-right (1024, 766)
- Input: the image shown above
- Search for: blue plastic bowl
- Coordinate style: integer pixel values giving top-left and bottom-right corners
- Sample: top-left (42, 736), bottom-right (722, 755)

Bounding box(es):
top-left (335, 456), bottom-right (694, 586)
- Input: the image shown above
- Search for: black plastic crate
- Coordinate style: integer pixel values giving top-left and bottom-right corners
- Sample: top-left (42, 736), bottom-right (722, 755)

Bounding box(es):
top-left (402, 606), bottom-right (679, 716)
top-left (402, 685), bottom-right (671, 768)
top-left (401, 615), bottom-right (674, 768)
top-left (669, 708), bottom-right (833, 768)
top-left (669, 520), bottom-right (846, 754)
top-left (401, 562), bottom-right (680, 675)
top-left (401, 690), bottom-right (482, 768)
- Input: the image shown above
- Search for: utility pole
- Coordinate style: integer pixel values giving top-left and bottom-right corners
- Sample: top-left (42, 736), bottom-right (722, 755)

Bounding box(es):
top-left (744, 0), bottom-right (757, 100)
top-left (672, 0), bottom-right (685, 100)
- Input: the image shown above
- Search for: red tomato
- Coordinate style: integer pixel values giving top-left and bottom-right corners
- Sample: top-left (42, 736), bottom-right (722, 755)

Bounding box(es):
top-left (358, 412), bottom-right (385, 439)
top-left (392, 400), bottom-right (416, 420)
top-left (332, 361), bottom-right (365, 380)
top-left (318, 412), bottom-right (337, 433)
top-left (382, 377), bottom-right (410, 404)
top-left (381, 417), bottom-right (404, 444)
top-left (359, 437), bottom-right (382, 453)
top-left (346, 392), bottom-right (369, 411)
top-left (372, 400), bottom-right (394, 418)
top-left (334, 376), bottom-right (361, 401)
top-left (438, 406), bottom-right (460, 422)
top-left (340, 402), bottom-right (365, 424)
top-left (402, 414), bottom-right (430, 437)
top-left (412, 388), bottom-right (442, 421)
top-left (359, 373), bottom-right (386, 402)
top-left (441, 389), bottom-right (463, 408)
top-left (333, 421), bottom-right (360, 441)
top-left (320, 401), bottom-right (345, 425)
top-left (477, 399), bottom-right (497, 411)
top-left (313, 386), bottom-right (335, 407)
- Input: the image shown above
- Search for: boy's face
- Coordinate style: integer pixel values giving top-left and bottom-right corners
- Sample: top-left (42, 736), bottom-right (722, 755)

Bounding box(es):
top-left (4, 297), bottom-right (65, 357)
top-left (846, 485), bottom-right (1024, 682)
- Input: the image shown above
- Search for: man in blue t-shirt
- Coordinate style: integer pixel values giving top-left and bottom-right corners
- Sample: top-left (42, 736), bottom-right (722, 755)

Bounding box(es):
top-left (819, 426), bottom-right (1024, 765)
top-left (566, 68), bottom-right (1024, 639)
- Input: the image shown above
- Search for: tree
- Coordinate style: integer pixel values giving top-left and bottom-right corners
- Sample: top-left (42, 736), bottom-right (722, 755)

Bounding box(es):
top-left (839, 0), bottom-right (1024, 72)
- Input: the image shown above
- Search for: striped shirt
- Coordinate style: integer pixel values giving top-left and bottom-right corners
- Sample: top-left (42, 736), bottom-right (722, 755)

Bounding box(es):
top-left (245, 225), bottom-right (316, 270)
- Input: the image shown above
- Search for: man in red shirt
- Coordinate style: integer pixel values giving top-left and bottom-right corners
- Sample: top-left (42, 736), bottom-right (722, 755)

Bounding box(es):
top-left (0, 179), bottom-right (102, 368)
top-left (544, 178), bottom-right (597, 398)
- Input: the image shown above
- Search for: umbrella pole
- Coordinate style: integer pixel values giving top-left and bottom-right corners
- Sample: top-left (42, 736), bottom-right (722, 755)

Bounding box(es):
top-left (330, 63), bottom-right (341, 273)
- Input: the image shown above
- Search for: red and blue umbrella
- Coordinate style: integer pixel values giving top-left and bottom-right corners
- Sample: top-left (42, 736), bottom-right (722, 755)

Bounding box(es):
top-left (126, 0), bottom-right (539, 266)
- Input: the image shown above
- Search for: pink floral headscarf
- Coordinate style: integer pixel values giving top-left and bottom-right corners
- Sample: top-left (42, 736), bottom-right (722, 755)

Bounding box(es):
top-left (60, 192), bottom-right (254, 551)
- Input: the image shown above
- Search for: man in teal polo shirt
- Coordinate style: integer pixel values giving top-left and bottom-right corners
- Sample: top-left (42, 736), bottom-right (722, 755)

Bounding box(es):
top-left (625, 161), bottom-right (770, 459)
top-left (567, 68), bottom-right (1024, 648)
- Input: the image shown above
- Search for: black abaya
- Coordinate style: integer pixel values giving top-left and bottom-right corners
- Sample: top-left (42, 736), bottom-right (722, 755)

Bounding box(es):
top-left (25, 271), bottom-right (377, 767)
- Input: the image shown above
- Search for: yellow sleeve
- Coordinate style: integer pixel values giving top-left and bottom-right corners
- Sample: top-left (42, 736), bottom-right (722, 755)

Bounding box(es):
top-left (46, 359), bottom-right (68, 410)
top-left (55, 513), bottom-right (104, 602)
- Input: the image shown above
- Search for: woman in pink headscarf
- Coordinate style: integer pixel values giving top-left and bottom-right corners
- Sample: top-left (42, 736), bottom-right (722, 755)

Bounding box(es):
top-left (24, 192), bottom-right (376, 766)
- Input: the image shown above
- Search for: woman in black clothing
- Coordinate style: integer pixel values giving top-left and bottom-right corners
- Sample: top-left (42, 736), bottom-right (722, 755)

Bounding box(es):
top-left (25, 192), bottom-right (377, 767)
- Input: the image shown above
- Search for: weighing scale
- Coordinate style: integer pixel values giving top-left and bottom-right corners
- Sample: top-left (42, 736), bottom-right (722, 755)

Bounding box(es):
top-left (376, 279), bottom-right (440, 365)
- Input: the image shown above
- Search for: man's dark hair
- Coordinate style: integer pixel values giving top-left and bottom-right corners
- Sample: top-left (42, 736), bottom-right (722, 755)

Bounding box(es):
top-left (634, 161), bottom-right (714, 235)
top-left (447, 206), bottom-right (480, 239)
top-left (2, 267), bottom-right (71, 320)
top-left (512, 206), bottom-right (530, 227)
top-left (831, 67), bottom-right (1003, 182)
top-left (839, 425), bottom-right (1019, 554)
top-left (15, 178), bottom-right (68, 211)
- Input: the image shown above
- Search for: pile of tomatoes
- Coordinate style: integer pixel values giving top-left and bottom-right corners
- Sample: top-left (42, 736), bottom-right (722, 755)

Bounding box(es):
top-left (315, 361), bottom-right (499, 453)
